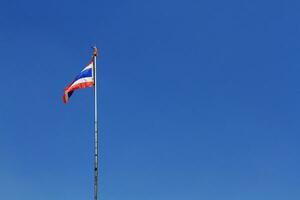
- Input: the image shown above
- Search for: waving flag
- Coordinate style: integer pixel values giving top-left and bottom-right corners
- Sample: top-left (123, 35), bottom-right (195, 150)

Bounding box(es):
top-left (62, 60), bottom-right (94, 103)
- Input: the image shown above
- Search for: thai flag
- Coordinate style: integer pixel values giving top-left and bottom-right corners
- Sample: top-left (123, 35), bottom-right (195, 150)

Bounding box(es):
top-left (62, 60), bottom-right (94, 103)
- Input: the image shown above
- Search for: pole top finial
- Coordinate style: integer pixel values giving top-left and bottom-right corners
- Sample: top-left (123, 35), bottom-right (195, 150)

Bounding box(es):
top-left (92, 46), bottom-right (98, 57)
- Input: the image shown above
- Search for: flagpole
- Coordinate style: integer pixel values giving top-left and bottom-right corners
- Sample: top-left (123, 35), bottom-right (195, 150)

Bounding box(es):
top-left (92, 46), bottom-right (99, 200)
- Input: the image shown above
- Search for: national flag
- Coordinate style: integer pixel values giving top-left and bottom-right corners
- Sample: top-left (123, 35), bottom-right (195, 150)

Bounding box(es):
top-left (62, 60), bottom-right (94, 103)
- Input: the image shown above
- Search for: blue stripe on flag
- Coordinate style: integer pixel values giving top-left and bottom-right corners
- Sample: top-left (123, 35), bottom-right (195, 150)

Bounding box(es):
top-left (73, 68), bottom-right (92, 82)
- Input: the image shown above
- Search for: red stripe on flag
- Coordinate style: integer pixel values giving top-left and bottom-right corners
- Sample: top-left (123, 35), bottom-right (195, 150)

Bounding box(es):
top-left (62, 82), bottom-right (94, 103)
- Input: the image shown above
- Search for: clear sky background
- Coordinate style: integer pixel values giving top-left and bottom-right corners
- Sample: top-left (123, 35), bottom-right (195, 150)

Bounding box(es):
top-left (0, 0), bottom-right (300, 199)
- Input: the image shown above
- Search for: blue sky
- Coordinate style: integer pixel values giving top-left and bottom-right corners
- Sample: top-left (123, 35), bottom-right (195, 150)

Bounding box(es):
top-left (1, 0), bottom-right (300, 199)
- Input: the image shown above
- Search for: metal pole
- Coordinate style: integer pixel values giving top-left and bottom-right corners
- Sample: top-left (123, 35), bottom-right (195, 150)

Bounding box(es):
top-left (93, 46), bottom-right (99, 200)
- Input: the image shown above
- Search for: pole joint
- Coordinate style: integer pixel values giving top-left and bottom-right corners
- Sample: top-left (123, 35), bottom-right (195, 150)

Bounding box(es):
top-left (92, 46), bottom-right (98, 57)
